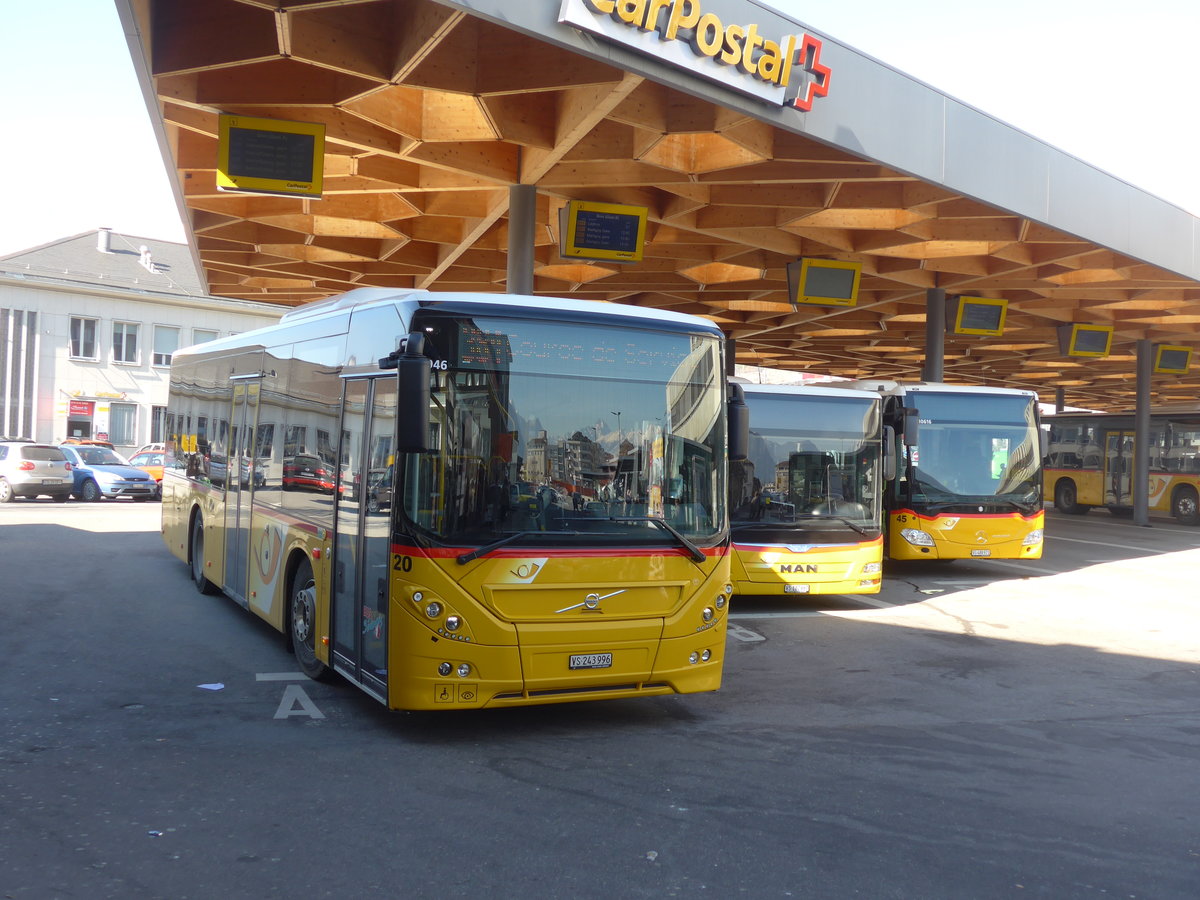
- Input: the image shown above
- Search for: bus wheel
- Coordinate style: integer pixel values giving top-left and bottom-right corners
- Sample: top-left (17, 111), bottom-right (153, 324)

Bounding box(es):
top-left (1054, 479), bottom-right (1090, 515)
top-left (190, 515), bottom-right (219, 595)
top-left (289, 558), bottom-right (332, 681)
top-left (1171, 486), bottom-right (1200, 526)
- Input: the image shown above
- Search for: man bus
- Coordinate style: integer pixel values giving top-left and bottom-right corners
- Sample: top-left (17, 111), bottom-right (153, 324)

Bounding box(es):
top-left (852, 381), bottom-right (1045, 561)
top-left (162, 288), bottom-right (745, 710)
top-left (728, 382), bottom-right (887, 596)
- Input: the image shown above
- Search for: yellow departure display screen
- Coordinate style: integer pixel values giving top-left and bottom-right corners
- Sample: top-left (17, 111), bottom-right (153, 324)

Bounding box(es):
top-left (217, 115), bottom-right (324, 198)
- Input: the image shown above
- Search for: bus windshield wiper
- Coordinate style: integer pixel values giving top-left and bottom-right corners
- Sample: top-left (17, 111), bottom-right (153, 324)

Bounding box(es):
top-left (457, 531), bottom-right (541, 565)
top-left (610, 516), bottom-right (706, 562)
top-left (785, 513), bottom-right (870, 535)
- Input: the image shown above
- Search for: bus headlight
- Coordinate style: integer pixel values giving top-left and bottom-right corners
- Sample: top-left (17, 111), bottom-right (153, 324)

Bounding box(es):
top-left (702, 607), bottom-right (714, 623)
top-left (1022, 529), bottom-right (1044, 545)
top-left (900, 528), bottom-right (935, 547)
top-left (457, 663), bottom-right (471, 678)
top-left (445, 615), bottom-right (462, 632)
top-left (424, 601), bottom-right (443, 619)
top-left (862, 562), bottom-right (882, 574)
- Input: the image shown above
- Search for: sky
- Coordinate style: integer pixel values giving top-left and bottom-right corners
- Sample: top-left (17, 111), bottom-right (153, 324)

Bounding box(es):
top-left (2, 0), bottom-right (1198, 257)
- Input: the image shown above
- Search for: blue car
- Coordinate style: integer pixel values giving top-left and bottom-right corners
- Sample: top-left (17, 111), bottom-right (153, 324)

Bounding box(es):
top-left (60, 444), bottom-right (158, 502)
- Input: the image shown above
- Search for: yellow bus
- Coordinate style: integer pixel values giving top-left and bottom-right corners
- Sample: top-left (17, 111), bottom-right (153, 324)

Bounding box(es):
top-left (853, 381), bottom-right (1045, 561)
top-left (162, 288), bottom-right (743, 710)
top-left (1044, 408), bottom-right (1200, 525)
top-left (728, 382), bottom-right (887, 596)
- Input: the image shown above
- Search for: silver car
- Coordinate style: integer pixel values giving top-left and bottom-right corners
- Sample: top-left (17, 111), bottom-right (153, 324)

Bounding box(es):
top-left (0, 440), bottom-right (73, 503)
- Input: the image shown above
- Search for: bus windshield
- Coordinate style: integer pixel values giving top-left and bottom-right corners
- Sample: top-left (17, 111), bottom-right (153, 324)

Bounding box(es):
top-left (907, 391), bottom-right (1041, 508)
top-left (731, 392), bottom-right (881, 533)
top-left (401, 311), bottom-right (725, 548)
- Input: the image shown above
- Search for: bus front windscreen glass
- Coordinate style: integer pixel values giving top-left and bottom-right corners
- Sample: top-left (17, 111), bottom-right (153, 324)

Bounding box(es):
top-left (731, 393), bottom-right (881, 535)
top-left (401, 312), bottom-right (726, 550)
top-left (907, 392), bottom-right (1041, 511)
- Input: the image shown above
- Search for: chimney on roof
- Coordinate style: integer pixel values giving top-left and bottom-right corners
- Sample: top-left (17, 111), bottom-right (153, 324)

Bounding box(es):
top-left (97, 227), bottom-right (112, 253)
top-left (139, 245), bottom-right (158, 273)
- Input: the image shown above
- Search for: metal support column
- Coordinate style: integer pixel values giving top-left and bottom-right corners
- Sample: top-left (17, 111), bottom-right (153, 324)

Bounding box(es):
top-left (922, 288), bottom-right (945, 382)
top-left (725, 337), bottom-right (737, 377)
top-left (507, 184), bottom-right (536, 295)
top-left (1054, 387), bottom-right (1065, 414)
top-left (1133, 339), bottom-right (1152, 527)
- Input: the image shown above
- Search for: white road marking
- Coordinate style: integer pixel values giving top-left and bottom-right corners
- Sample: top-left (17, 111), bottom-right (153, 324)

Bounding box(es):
top-left (256, 672), bottom-right (307, 681)
top-left (725, 622), bottom-right (767, 641)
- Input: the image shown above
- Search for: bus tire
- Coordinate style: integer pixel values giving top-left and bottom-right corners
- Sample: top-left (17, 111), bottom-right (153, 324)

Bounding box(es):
top-left (190, 514), bottom-right (220, 595)
top-left (1171, 485), bottom-right (1200, 526)
top-left (289, 557), bottom-right (333, 681)
top-left (1054, 479), bottom-right (1090, 515)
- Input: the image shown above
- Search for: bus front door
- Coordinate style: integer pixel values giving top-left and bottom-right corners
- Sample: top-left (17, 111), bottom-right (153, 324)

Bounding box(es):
top-left (331, 376), bottom-right (397, 700)
top-left (1104, 431), bottom-right (1134, 508)
top-left (223, 378), bottom-right (261, 606)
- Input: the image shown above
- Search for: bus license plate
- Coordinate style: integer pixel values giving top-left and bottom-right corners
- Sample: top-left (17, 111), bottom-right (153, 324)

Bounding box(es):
top-left (971, 549), bottom-right (991, 557)
top-left (569, 652), bottom-right (612, 670)
top-left (784, 584), bottom-right (811, 593)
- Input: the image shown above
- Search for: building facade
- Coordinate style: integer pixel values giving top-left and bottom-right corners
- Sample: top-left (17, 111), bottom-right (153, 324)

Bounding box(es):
top-left (0, 228), bottom-right (282, 453)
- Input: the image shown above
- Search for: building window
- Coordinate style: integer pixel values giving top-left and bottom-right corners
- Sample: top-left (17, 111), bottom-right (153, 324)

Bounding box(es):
top-left (153, 325), bottom-right (180, 367)
top-left (113, 321), bottom-right (140, 364)
top-left (193, 328), bottom-right (219, 345)
top-left (70, 317), bottom-right (98, 360)
top-left (151, 406), bottom-right (167, 443)
top-left (109, 403), bottom-right (137, 446)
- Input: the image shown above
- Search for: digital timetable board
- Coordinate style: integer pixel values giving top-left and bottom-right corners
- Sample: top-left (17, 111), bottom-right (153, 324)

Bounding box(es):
top-left (1058, 323), bottom-right (1113, 358)
top-left (217, 115), bottom-right (325, 198)
top-left (947, 296), bottom-right (1008, 336)
top-left (559, 200), bottom-right (647, 263)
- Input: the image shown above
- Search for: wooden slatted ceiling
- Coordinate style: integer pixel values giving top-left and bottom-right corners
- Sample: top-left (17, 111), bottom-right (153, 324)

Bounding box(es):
top-left (137, 0), bottom-right (1200, 410)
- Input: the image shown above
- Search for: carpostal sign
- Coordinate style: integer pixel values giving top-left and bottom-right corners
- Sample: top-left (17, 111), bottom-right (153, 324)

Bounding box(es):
top-left (559, 0), bottom-right (831, 111)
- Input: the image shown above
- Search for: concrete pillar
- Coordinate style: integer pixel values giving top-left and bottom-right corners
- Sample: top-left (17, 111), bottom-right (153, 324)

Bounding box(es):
top-left (507, 184), bottom-right (536, 295)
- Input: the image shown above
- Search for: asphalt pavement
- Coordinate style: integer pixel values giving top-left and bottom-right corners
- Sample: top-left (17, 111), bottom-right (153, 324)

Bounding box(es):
top-left (2, 500), bottom-right (1198, 899)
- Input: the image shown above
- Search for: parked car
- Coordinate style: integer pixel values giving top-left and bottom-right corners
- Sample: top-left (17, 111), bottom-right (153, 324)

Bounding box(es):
top-left (282, 454), bottom-right (338, 493)
top-left (60, 444), bottom-right (158, 502)
top-left (127, 450), bottom-right (165, 498)
top-left (136, 442), bottom-right (165, 456)
top-left (62, 437), bottom-right (117, 451)
top-left (0, 440), bottom-right (73, 502)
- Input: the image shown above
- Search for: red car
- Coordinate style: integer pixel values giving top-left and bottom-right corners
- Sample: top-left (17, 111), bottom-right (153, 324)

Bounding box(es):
top-left (282, 454), bottom-right (337, 493)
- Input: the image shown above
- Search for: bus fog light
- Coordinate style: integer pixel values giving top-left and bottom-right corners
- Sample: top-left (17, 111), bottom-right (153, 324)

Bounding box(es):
top-left (689, 651), bottom-right (699, 664)
top-left (862, 562), bottom-right (881, 574)
top-left (438, 662), bottom-right (452, 676)
top-left (900, 528), bottom-right (935, 547)
top-left (445, 615), bottom-right (462, 632)
top-left (456, 663), bottom-right (471, 677)
top-left (702, 607), bottom-right (714, 623)
top-left (701, 649), bottom-right (711, 661)
top-left (1022, 529), bottom-right (1044, 545)
top-left (424, 601), bottom-right (443, 619)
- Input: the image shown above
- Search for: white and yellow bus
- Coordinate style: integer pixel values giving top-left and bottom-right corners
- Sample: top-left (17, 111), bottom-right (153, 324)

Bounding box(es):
top-left (728, 382), bottom-right (886, 596)
top-left (162, 288), bottom-right (743, 710)
top-left (853, 381), bottom-right (1045, 561)
top-left (1044, 408), bottom-right (1200, 525)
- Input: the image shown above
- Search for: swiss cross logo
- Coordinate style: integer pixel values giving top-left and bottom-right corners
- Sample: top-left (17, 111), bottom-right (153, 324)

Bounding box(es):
top-left (787, 35), bottom-right (831, 112)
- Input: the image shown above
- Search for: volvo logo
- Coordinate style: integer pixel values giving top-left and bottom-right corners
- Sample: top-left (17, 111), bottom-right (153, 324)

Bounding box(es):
top-left (556, 589), bottom-right (625, 614)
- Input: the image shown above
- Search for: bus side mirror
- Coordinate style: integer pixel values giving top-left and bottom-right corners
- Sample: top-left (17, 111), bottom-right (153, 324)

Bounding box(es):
top-left (727, 383), bottom-right (749, 461)
top-left (902, 407), bottom-right (920, 447)
top-left (882, 426), bottom-right (897, 482)
top-left (393, 333), bottom-right (431, 452)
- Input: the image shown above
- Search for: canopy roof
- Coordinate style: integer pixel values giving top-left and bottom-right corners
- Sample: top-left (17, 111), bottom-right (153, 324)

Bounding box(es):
top-left (118, 0), bottom-right (1200, 410)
